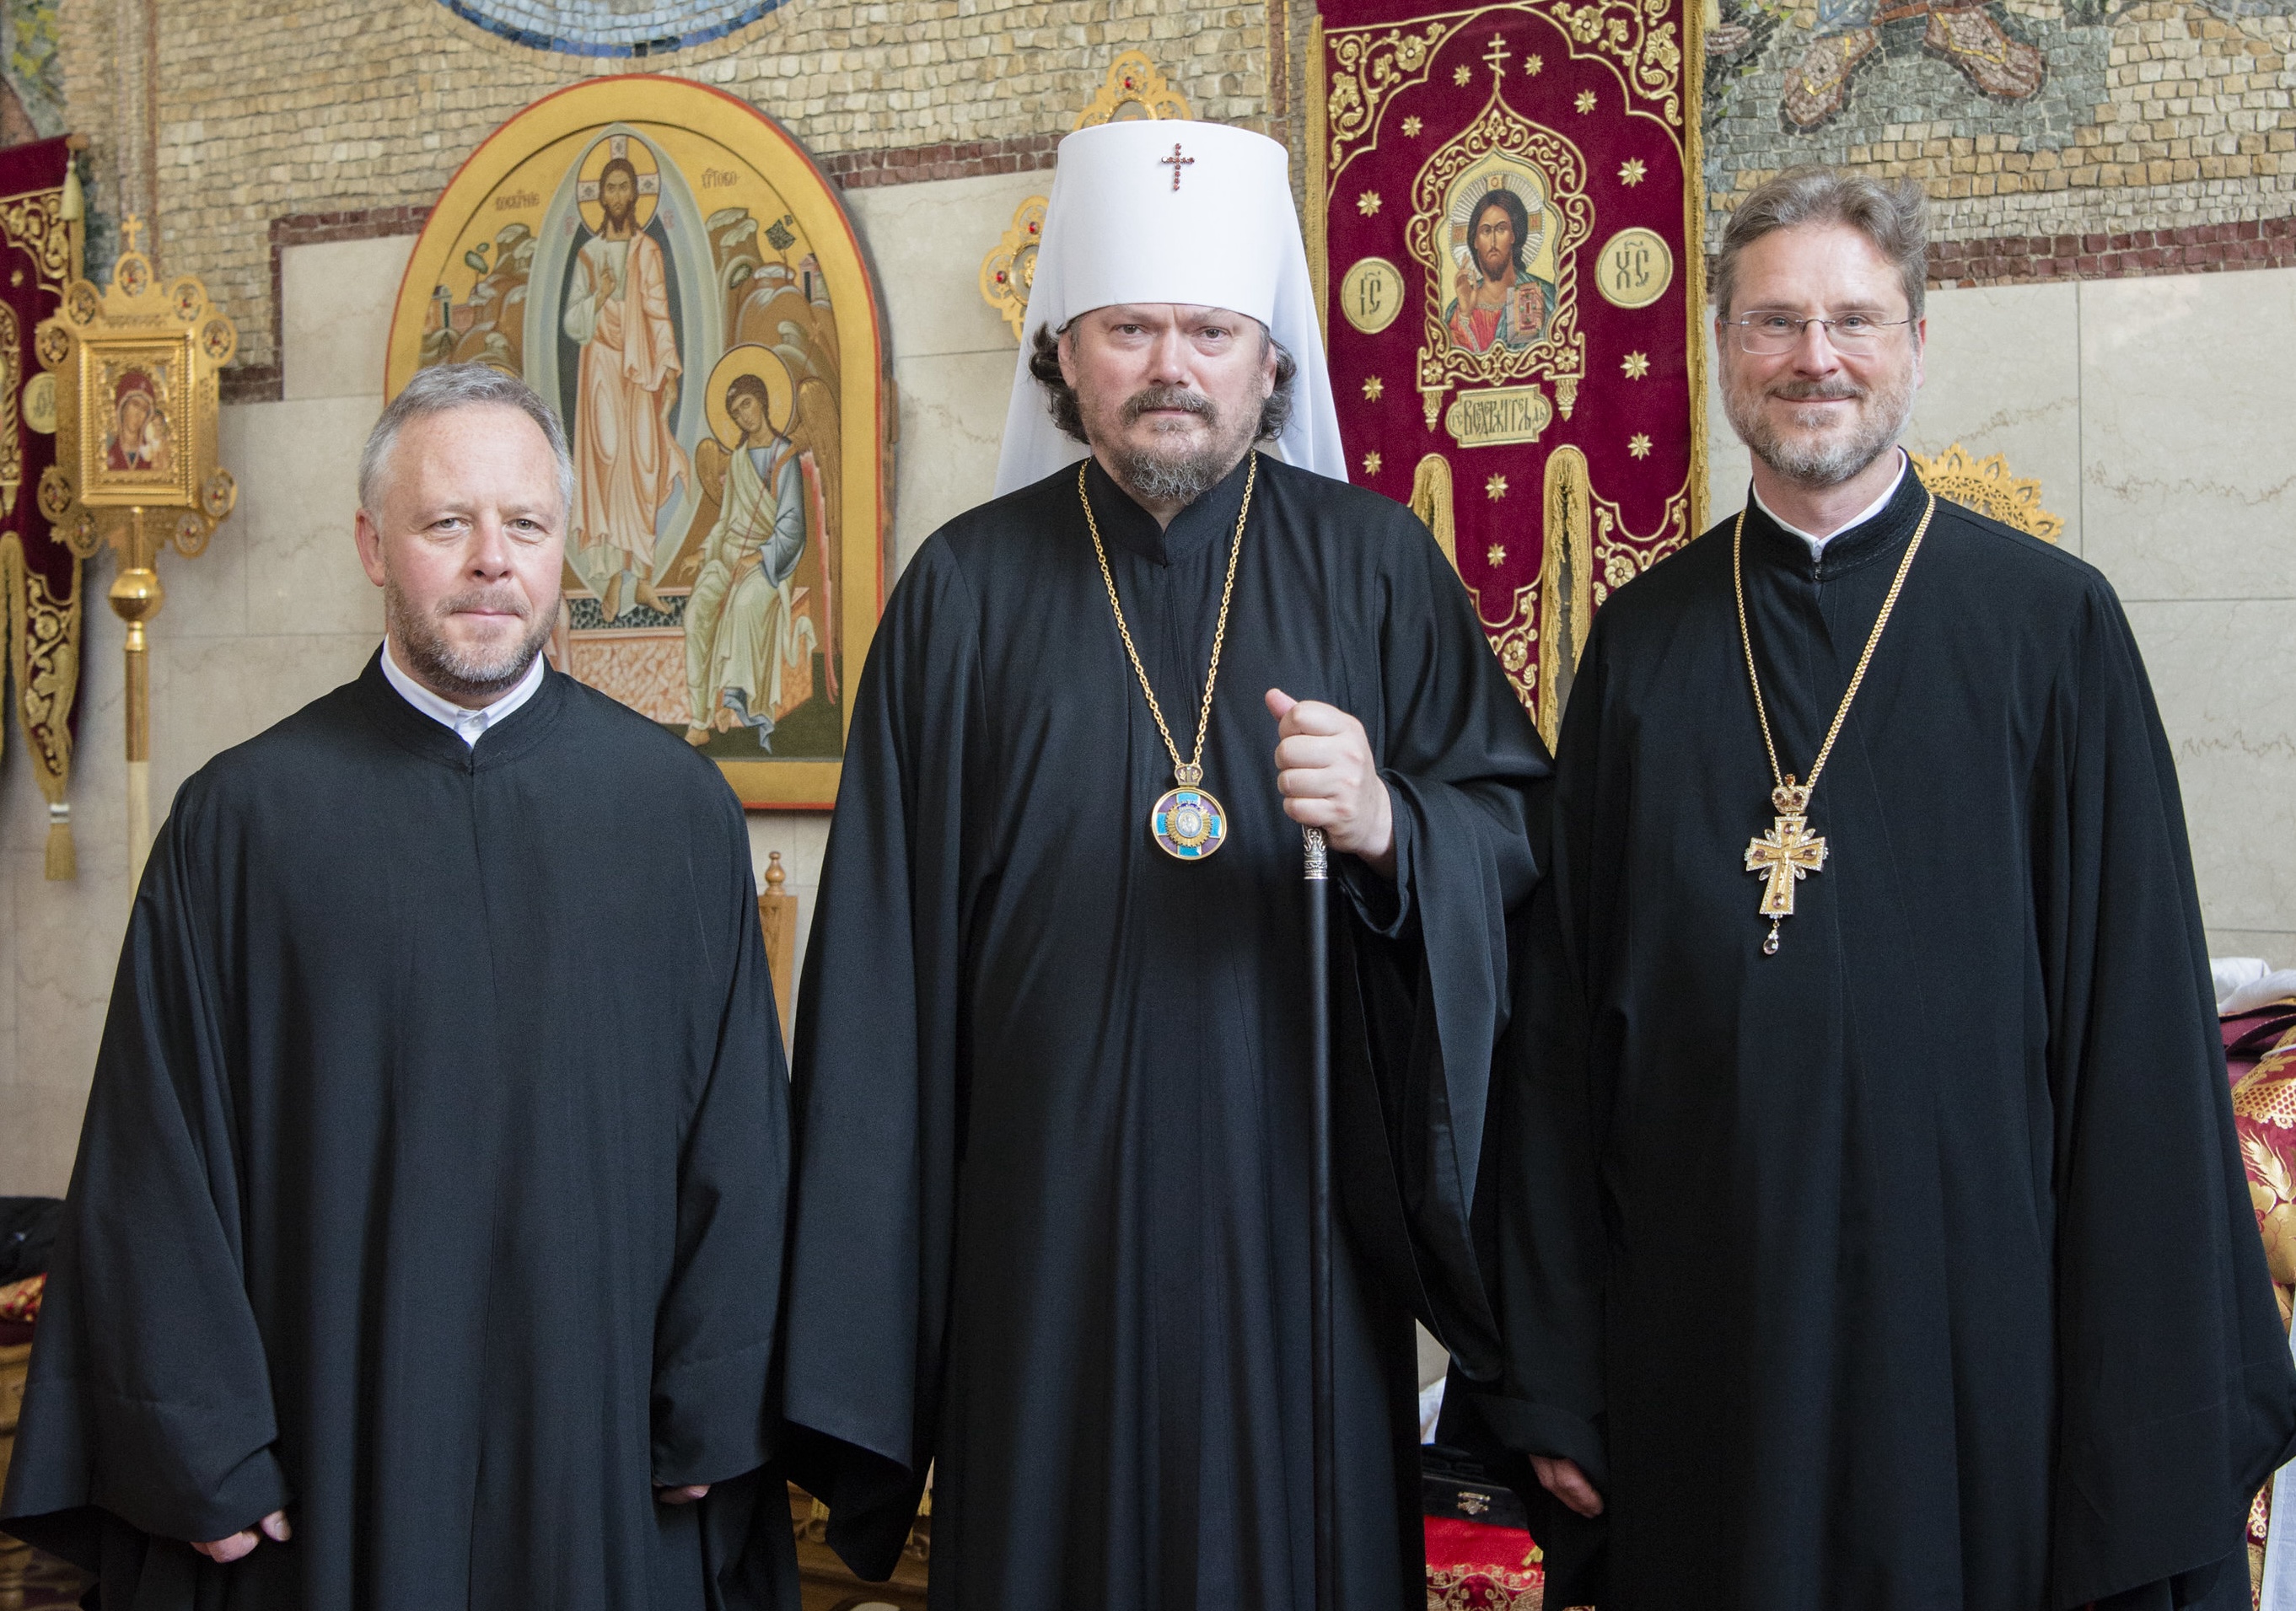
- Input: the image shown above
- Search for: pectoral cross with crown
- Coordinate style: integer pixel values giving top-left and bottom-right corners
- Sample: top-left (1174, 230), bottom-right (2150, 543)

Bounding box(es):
top-left (1745, 777), bottom-right (1826, 954)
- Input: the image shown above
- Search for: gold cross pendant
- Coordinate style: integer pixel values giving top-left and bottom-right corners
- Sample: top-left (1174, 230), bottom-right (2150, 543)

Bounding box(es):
top-left (1744, 777), bottom-right (1827, 954)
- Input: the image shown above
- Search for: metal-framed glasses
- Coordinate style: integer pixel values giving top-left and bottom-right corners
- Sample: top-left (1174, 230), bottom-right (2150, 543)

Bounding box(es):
top-left (1724, 312), bottom-right (1915, 356)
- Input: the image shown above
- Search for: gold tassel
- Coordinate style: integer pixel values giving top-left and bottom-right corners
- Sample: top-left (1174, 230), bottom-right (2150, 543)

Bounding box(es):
top-left (1410, 453), bottom-right (1457, 575)
top-left (44, 803), bottom-right (73, 880)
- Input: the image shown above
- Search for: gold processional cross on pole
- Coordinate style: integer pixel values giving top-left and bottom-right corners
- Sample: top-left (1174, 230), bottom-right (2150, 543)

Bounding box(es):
top-left (1744, 778), bottom-right (1827, 955)
top-left (1159, 142), bottom-right (1193, 191)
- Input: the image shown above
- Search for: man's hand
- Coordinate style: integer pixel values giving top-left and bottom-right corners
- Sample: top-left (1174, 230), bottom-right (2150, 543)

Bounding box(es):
top-left (1530, 1455), bottom-right (1603, 1520)
top-left (1266, 690), bottom-right (1395, 879)
top-left (656, 1485), bottom-right (711, 1505)
top-left (193, 1510), bottom-right (290, 1563)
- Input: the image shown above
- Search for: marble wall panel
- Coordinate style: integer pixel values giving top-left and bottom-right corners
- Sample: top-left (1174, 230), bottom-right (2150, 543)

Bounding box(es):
top-left (2124, 599), bottom-right (2296, 963)
top-left (223, 396), bottom-right (389, 640)
top-left (846, 171), bottom-right (1050, 365)
top-left (890, 348), bottom-right (1022, 573)
top-left (2080, 268), bottom-right (2296, 603)
top-left (282, 236), bottom-right (416, 403)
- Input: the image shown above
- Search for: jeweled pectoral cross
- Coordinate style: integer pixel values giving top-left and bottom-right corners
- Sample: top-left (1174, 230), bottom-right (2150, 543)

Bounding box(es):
top-left (1745, 777), bottom-right (1826, 955)
top-left (1160, 142), bottom-right (1194, 191)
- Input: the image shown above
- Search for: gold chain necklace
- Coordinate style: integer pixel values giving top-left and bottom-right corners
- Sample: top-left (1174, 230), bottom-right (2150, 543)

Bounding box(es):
top-left (1733, 487), bottom-right (1934, 953)
top-left (1079, 454), bottom-right (1255, 861)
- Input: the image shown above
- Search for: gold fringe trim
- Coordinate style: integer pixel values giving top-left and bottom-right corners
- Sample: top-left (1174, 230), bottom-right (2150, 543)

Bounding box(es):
top-left (2, 532), bottom-right (82, 879)
top-left (1537, 446), bottom-right (1594, 753)
top-left (1410, 453), bottom-right (1457, 572)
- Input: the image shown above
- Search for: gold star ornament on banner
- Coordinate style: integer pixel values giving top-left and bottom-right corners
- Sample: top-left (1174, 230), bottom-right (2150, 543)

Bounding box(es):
top-left (1575, 89), bottom-right (1597, 112)
top-left (1487, 543), bottom-right (1507, 566)
top-left (1485, 473), bottom-right (1508, 501)
top-left (1524, 53), bottom-right (1544, 73)
top-left (1454, 65), bottom-right (1472, 85)
top-left (1622, 352), bottom-right (1651, 379)
top-left (1629, 432), bottom-right (1653, 459)
top-left (1362, 375), bottom-right (1384, 400)
top-left (1363, 451), bottom-right (1383, 475)
top-left (1619, 158), bottom-right (1648, 186)
top-left (1358, 191), bottom-right (1382, 215)
top-left (1402, 116), bottom-right (1422, 137)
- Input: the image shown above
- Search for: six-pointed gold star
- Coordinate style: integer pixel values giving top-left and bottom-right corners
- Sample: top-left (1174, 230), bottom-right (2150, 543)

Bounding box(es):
top-left (1575, 89), bottom-right (1597, 113)
top-left (1487, 543), bottom-right (1507, 567)
top-left (1621, 351), bottom-right (1651, 379)
top-left (1485, 473), bottom-right (1509, 501)
top-left (1619, 158), bottom-right (1648, 186)
top-left (1454, 64), bottom-right (1472, 85)
top-left (1628, 432), bottom-right (1653, 459)
top-left (1358, 190), bottom-right (1382, 215)
top-left (1363, 375), bottom-right (1385, 400)
top-left (1402, 115), bottom-right (1423, 137)
top-left (1363, 451), bottom-right (1383, 475)
top-left (1524, 52), bottom-right (1544, 73)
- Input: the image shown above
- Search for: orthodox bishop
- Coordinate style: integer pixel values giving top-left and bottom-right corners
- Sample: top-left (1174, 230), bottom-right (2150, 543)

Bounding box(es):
top-left (780, 120), bottom-right (1546, 1610)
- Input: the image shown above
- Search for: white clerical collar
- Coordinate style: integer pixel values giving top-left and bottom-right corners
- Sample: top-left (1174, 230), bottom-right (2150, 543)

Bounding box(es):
top-left (1751, 449), bottom-right (1908, 559)
top-left (379, 638), bottom-right (547, 749)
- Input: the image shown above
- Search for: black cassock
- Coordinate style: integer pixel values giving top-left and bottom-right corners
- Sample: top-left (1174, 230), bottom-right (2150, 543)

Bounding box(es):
top-left (780, 453), bottom-right (1547, 1610)
top-left (1472, 471), bottom-right (2296, 1609)
top-left (0, 658), bottom-right (797, 1611)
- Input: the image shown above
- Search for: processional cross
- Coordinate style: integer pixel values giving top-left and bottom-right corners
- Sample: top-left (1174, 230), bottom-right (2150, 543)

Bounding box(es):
top-left (1160, 142), bottom-right (1194, 191)
top-left (1745, 778), bottom-right (1827, 955)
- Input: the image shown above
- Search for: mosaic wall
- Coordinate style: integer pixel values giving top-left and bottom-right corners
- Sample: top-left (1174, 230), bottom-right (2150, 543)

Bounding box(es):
top-left (0, 0), bottom-right (60, 147)
top-left (438, 0), bottom-right (789, 55)
top-left (59, 0), bottom-right (1273, 373)
top-left (1701, 0), bottom-right (2296, 250)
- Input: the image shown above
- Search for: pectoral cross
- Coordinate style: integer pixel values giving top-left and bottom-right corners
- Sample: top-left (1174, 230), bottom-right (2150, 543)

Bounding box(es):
top-left (1160, 142), bottom-right (1194, 191)
top-left (1745, 777), bottom-right (1826, 955)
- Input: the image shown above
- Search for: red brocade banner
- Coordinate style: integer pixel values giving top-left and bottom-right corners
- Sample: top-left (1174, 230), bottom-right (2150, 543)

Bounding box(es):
top-left (0, 137), bottom-right (77, 877)
top-left (1309, 0), bottom-right (1704, 748)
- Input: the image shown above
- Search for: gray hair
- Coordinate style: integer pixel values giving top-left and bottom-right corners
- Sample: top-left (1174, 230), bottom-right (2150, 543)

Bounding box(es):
top-left (1713, 167), bottom-right (1929, 323)
top-left (359, 363), bottom-right (574, 517)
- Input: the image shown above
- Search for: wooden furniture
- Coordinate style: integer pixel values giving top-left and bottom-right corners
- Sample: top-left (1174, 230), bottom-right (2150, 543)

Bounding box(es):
top-left (788, 1484), bottom-right (928, 1610)
top-left (757, 851), bottom-right (799, 1045)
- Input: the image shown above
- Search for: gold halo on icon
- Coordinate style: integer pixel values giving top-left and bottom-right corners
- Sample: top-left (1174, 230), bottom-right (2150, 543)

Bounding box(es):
top-left (703, 343), bottom-right (795, 448)
top-left (576, 132), bottom-right (662, 234)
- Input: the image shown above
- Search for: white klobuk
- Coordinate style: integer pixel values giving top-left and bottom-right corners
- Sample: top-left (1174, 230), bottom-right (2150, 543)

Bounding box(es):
top-left (992, 119), bottom-right (1347, 494)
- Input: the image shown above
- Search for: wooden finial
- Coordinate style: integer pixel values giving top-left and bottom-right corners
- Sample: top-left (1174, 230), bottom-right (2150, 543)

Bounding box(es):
top-left (765, 849), bottom-right (786, 891)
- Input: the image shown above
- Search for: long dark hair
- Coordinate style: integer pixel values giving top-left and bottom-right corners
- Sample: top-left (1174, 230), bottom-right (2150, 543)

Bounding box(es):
top-left (1028, 322), bottom-right (1298, 444)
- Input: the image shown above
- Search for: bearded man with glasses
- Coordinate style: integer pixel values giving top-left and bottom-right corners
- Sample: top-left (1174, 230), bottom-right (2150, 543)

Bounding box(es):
top-left (1460, 166), bottom-right (2296, 1609)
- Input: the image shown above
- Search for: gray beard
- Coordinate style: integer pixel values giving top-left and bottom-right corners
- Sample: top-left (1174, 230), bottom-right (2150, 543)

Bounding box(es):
top-left (1094, 384), bottom-right (1260, 510)
top-left (385, 576), bottom-right (551, 701)
top-left (1724, 364), bottom-right (1917, 490)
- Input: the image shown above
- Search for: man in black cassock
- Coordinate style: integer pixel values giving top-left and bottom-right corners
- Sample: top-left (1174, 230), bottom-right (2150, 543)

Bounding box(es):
top-left (777, 120), bottom-right (1546, 1609)
top-left (1469, 166), bottom-right (2296, 1608)
top-left (0, 365), bottom-right (797, 1610)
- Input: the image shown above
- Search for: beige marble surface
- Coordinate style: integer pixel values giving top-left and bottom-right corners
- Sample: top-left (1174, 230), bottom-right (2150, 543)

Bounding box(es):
top-left (282, 236), bottom-right (416, 402)
top-left (2080, 268), bottom-right (2296, 603)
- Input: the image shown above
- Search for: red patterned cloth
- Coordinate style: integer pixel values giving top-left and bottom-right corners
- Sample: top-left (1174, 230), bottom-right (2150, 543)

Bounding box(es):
top-left (2229, 1014), bottom-right (2296, 1607)
top-left (1425, 1514), bottom-right (1546, 1609)
top-left (0, 1270), bottom-right (41, 1345)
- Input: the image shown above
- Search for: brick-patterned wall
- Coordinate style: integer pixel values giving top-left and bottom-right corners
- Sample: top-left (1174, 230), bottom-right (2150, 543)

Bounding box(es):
top-left (66, 0), bottom-right (1273, 371)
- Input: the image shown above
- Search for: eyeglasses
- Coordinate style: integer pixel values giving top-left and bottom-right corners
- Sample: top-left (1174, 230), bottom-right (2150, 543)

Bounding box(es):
top-left (1723, 313), bottom-right (1915, 357)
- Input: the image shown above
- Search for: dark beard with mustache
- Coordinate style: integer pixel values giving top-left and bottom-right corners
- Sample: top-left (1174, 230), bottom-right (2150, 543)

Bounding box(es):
top-left (386, 576), bottom-right (553, 701)
top-left (1723, 365), bottom-right (1917, 490)
top-left (1104, 385), bottom-right (1256, 507)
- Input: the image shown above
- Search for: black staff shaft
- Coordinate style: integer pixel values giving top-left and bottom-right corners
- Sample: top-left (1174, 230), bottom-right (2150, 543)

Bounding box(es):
top-left (1304, 825), bottom-right (1336, 1610)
